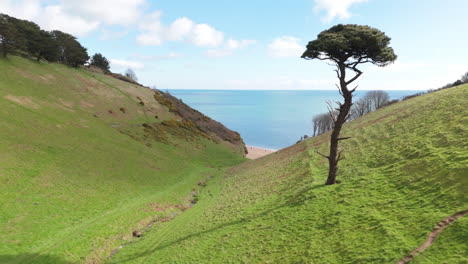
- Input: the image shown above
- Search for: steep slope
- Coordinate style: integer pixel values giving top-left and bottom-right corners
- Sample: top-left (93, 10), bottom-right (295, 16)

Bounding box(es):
top-left (0, 56), bottom-right (246, 263)
top-left (110, 85), bottom-right (467, 263)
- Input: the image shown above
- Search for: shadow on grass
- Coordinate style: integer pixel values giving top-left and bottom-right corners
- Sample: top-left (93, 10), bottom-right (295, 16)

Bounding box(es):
top-left (0, 254), bottom-right (72, 264)
top-left (110, 183), bottom-right (327, 263)
top-left (110, 153), bottom-right (324, 263)
top-left (110, 201), bottom-right (297, 263)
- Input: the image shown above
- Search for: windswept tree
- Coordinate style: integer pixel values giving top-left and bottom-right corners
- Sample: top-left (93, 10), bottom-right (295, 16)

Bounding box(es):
top-left (90, 53), bottom-right (110, 73)
top-left (36, 30), bottom-right (60, 62)
top-left (51, 30), bottom-right (88, 67)
top-left (64, 39), bottom-right (89, 67)
top-left (302, 24), bottom-right (397, 185)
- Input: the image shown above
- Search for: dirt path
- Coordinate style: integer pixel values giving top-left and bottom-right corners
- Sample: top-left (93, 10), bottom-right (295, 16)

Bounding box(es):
top-left (397, 210), bottom-right (468, 264)
top-left (106, 177), bottom-right (211, 261)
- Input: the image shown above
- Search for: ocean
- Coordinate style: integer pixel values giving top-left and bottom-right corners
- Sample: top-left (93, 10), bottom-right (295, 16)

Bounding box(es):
top-left (167, 90), bottom-right (420, 150)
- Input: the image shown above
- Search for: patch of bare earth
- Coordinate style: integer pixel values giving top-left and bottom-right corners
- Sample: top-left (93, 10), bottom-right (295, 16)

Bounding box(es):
top-left (39, 74), bottom-right (56, 82)
top-left (4, 95), bottom-right (40, 109)
top-left (55, 98), bottom-right (75, 112)
top-left (398, 210), bottom-right (468, 263)
top-left (80, 100), bottom-right (95, 108)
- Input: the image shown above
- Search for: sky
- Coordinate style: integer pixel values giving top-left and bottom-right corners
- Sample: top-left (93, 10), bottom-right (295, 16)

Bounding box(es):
top-left (2, 0), bottom-right (468, 90)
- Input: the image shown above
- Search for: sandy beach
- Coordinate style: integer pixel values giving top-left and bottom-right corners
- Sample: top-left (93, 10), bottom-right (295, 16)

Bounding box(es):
top-left (246, 145), bottom-right (276, 159)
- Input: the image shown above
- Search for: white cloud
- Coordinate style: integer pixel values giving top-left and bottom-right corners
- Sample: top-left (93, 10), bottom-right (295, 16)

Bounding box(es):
top-left (110, 59), bottom-right (144, 70)
top-left (168, 17), bottom-right (195, 41)
top-left (100, 29), bottom-right (129, 40)
top-left (0, 0), bottom-right (146, 36)
top-left (206, 39), bottom-right (257, 57)
top-left (267, 36), bottom-right (304, 58)
top-left (0, 0), bottom-right (100, 36)
top-left (314, 0), bottom-right (367, 22)
top-left (137, 13), bottom-right (224, 47)
top-left (136, 11), bottom-right (165, 45)
top-left (60, 0), bottom-right (146, 25)
top-left (130, 52), bottom-right (182, 61)
top-left (2, 0), bottom-right (250, 52)
top-left (226, 39), bottom-right (257, 50)
top-left (0, 0), bottom-right (41, 19)
top-left (40, 5), bottom-right (100, 36)
top-left (189, 24), bottom-right (224, 47)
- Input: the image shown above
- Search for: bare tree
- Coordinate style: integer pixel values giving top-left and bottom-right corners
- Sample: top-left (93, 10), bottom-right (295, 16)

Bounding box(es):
top-left (350, 90), bottom-right (390, 120)
top-left (125, 68), bottom-right (138, 82)
top-left (366, 90), bottom-right (390, 110)
top-left (461, 72), bottom-right (468, 83)
top-left (350, 97), bottom-right (371, 120)
top-left (312, 112), bottom-right (334, 136)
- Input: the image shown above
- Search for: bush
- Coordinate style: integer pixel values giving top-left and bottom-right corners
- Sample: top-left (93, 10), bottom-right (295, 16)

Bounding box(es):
top-left (90, 53), bottom-right (110, 73)
top-left (461, 72), bottom-right (468, 83)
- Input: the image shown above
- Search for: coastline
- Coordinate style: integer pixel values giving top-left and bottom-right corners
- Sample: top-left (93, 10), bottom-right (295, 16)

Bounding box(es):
top-left (246, 145), bottom-right (276, 159)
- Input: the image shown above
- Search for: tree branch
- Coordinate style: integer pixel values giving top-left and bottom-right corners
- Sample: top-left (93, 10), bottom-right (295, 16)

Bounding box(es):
top-left (315, 150), bottom-right (330, 160)
top-left (346, 69), bottom-right (362, 85)
top-left (337, 150), bottom-right (345, 162)
top-left (350, 85), bottom-right (359, 93)
top-left (337, 137), bottom-right (351, 141)
top-left (334, 69), bottom-right (340, 79)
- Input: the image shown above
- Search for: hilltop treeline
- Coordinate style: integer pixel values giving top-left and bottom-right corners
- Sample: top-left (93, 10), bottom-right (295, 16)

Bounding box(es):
top-left (0, 13), bottom-right (88, 67)
top-left (312, 90), bottom-right (393, 137)
top-left (310, 72), bottom-right (467, 138)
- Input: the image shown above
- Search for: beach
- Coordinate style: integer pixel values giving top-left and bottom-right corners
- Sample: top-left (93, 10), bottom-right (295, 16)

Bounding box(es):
top-left (246, 145), bottom-right (276, 159)
top-left (168, 90), bottom-right (417, 150)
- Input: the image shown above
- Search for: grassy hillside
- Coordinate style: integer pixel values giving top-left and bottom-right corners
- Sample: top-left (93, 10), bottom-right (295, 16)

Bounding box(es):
top-left (0, 56), bottom-right (246, 263)
top-left (109, 85), bottom-right (468, 263)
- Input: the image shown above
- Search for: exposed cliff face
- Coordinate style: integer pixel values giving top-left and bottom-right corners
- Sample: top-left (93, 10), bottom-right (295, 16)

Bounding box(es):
top-left (152, 90), bottom-right (247, 154)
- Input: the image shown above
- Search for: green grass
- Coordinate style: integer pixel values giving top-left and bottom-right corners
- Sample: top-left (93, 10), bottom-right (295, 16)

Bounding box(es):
top-left (109, 85), bottom-right (468, 263)
top-left (0, 56), bottom-right (245, 263)
top-left (1, 56), bottom-right (467, 263)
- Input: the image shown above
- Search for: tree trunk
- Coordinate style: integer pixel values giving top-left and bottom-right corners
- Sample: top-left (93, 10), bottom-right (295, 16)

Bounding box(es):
top-left (325, 64), bottom-right (353, 185)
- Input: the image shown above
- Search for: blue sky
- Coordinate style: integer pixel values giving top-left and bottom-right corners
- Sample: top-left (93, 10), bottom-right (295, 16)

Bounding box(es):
top-left (2, 0), bottom-right (467, 90)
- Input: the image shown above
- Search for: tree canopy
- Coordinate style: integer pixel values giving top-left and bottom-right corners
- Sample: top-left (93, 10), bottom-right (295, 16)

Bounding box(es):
top-left (0, 13), bottom-right (89, 68)
top-left (90, 53), bottom-right (110, 72)
top-left (302, 24), bottom-right (397, 69)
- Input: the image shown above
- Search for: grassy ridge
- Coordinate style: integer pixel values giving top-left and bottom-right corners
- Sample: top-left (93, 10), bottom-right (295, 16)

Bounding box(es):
top-left (0, 57), bottom-right (245, 263)
top-left (110, 85), bottom-right (468, 263)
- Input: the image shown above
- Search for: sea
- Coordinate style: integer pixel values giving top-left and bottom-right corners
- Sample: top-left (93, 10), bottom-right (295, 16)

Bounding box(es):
top-left (167, 90), bottom-right (420, 150)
